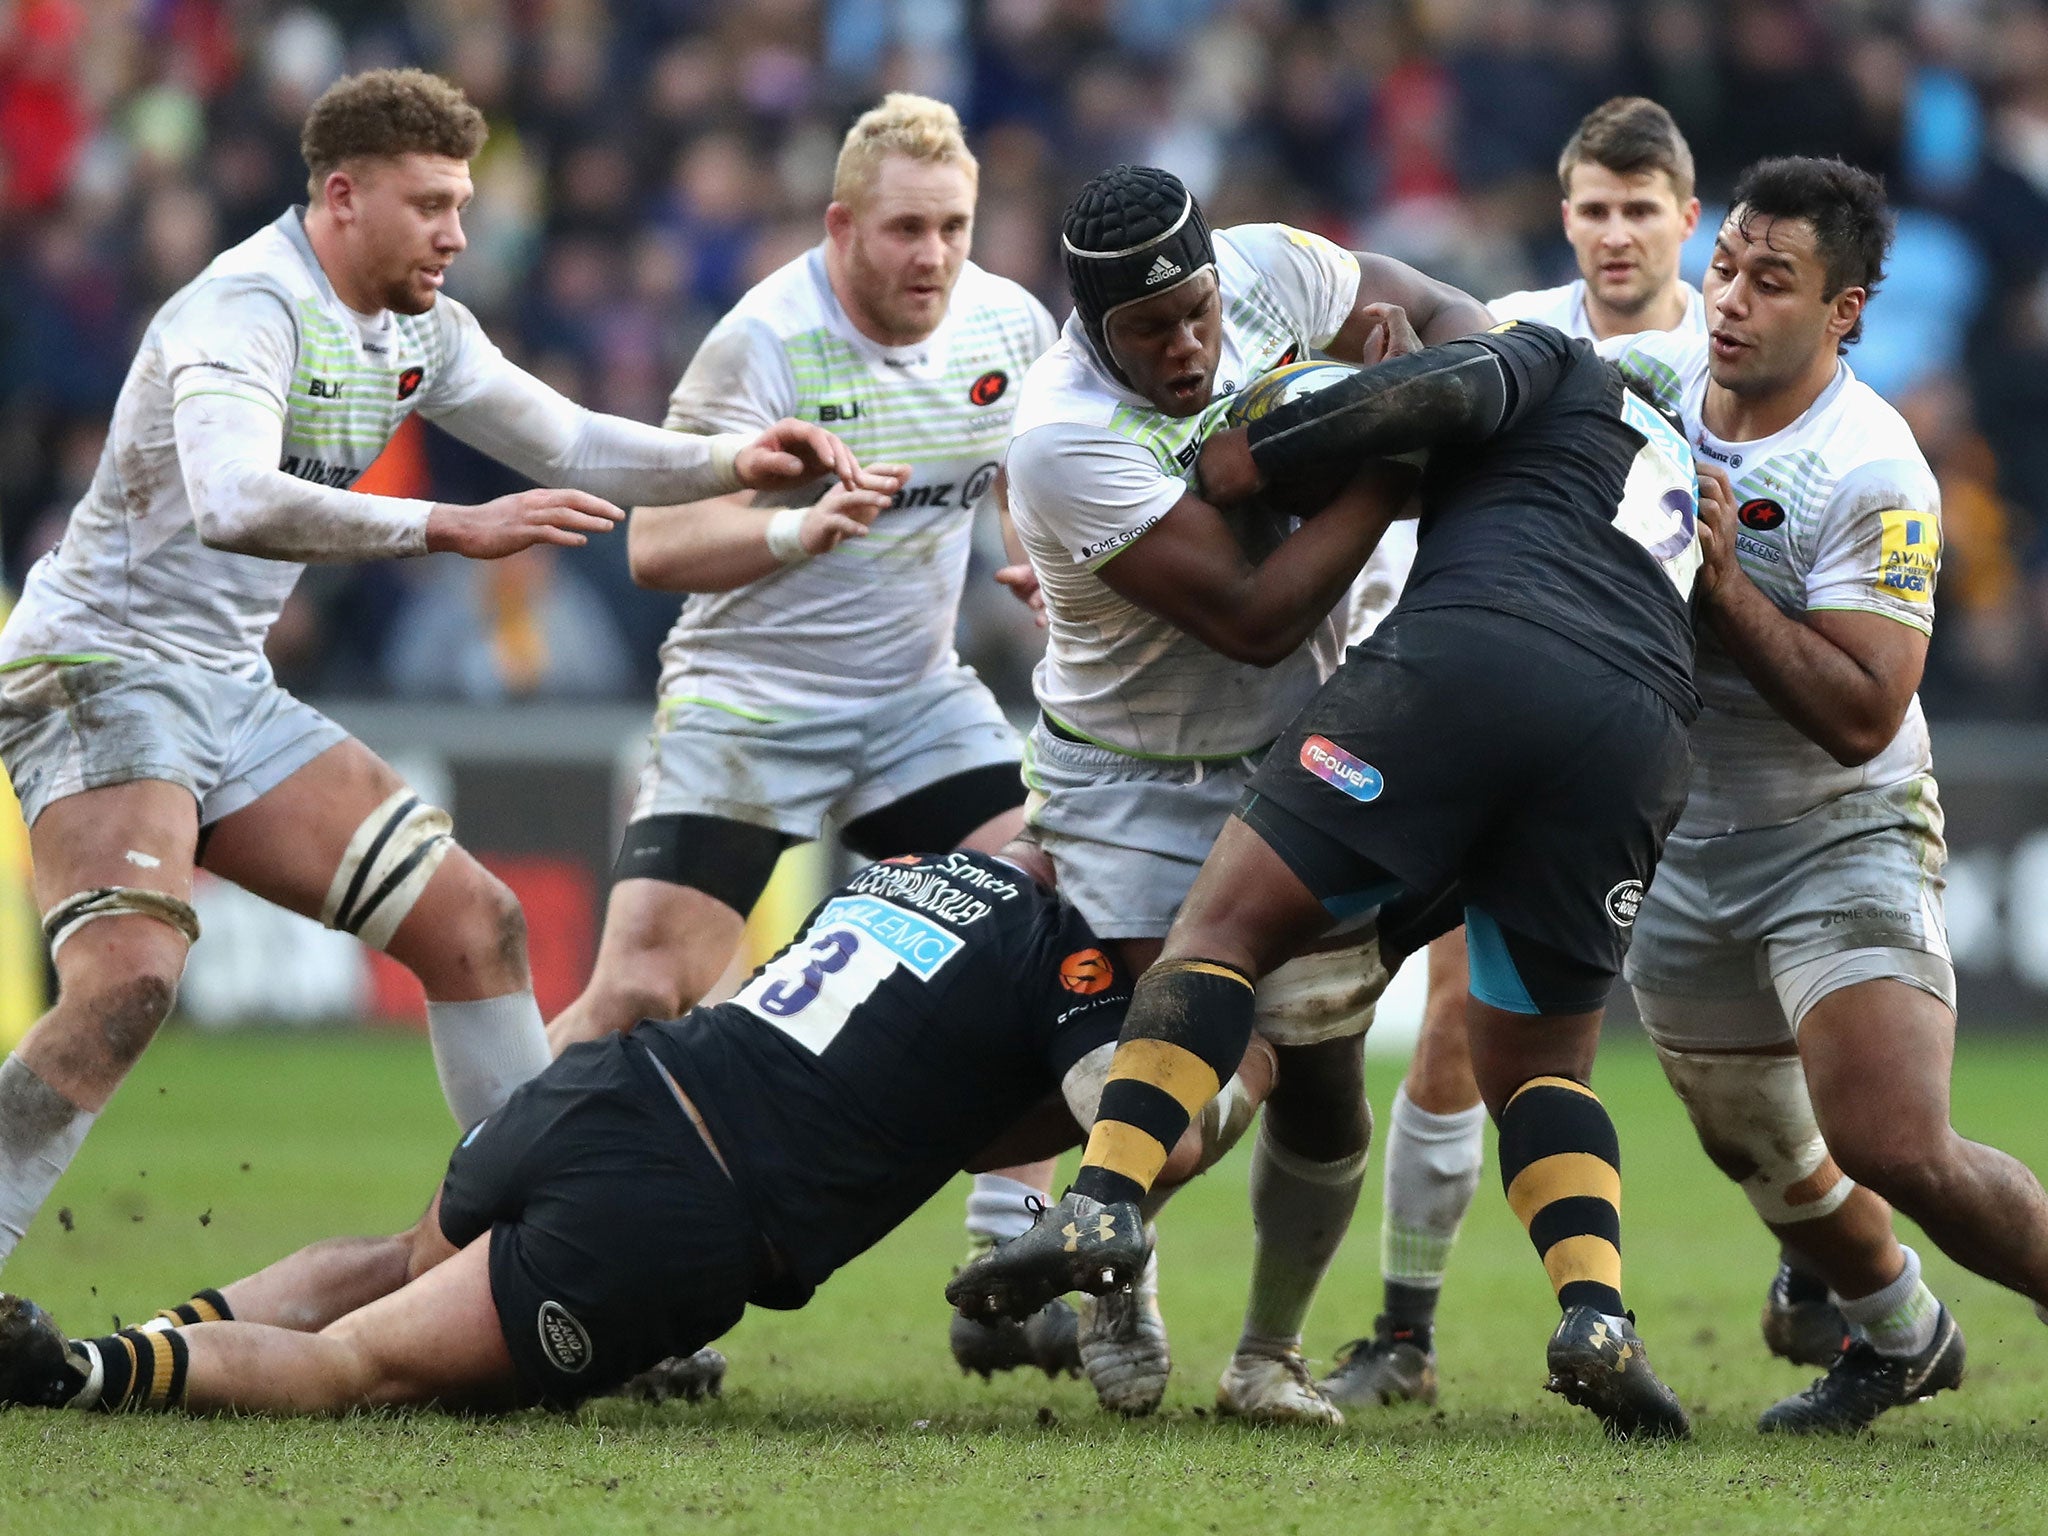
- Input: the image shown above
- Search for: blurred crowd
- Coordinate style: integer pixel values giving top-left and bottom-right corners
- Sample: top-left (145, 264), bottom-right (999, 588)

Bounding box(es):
top-left (4, 0), bottom-right (2048, 713)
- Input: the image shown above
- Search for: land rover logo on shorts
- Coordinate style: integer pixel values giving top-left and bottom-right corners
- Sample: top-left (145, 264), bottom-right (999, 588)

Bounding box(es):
top-left (1605, 880), bottom-right (1645, 927)
top-left (1301, 735), bottom-right (1382, 802)
top-left (537, 1301), bottom-right (593, 1374)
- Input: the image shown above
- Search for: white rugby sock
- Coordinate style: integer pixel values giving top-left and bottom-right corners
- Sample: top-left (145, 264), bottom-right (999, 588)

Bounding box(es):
top-left (0, 1054), bottom-right (97, 1267)
top-left (965, 1173), bottom-right (1043, 1250)
top-left (426, 991), bottom-right (551, 1130)
top-left (1840, 1244), bottom-right (1940, 1358)
top-left (1380, 1087), bottom-right (1487, 1290)
top-left (1239, 1120), bottom-right (1367, 1356)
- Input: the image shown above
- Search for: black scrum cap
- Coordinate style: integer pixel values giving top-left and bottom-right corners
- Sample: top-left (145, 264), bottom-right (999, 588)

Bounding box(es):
top-left (1062, 165), bottom-right (1215, 377)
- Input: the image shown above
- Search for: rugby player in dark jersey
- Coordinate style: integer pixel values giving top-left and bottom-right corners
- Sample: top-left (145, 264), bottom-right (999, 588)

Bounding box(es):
top-left (0, 849), bottom-right (1269, 1415)
top-left (950, 319), bottom-right (1707, 1440)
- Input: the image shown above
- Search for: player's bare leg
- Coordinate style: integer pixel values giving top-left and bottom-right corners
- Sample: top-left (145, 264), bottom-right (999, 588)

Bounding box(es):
top-left (201, 739), bottom-right (547, 1129)
top-left (546, 880), bottom-right (747, 1054)
top-left (1328, 928), bottom-right (1476, 1408)
top-left (0, 781), bottom-right (201, 1266)
top-left (0, 1237), bottom-right (522, 1415)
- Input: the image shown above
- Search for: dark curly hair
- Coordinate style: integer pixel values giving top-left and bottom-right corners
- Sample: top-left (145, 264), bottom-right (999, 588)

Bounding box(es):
top-left (301, 69), bottom-right (488, 198)
top-left (1727, 156), bottom-right (1894, 349)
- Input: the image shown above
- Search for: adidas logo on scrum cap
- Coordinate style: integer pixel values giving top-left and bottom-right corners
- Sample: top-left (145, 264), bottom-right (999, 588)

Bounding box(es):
top-left (1144, 253), bottom-right (1183, 286)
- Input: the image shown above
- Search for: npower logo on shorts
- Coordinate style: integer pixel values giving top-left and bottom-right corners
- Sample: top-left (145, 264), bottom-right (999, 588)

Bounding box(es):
top-left (1301, 735), bottom-right (1383, 803)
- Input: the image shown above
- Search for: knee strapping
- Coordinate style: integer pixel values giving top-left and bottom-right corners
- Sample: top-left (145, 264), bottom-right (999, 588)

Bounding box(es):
top-left (43, 887), bottom-right (200, 957)
top-left (321, 790), bottom-right (454, 951)
top-left (1654, 1046), bottom-right (1853, 1224)
top-left (1253, 937), bottom-right (1388, 1048)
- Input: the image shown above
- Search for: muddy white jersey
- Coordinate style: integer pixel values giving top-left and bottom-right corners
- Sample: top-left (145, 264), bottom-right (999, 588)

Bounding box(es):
top-left (1606, 329), bottom-right (1941, 836)
top-left (1488, 277), bottom-right (1707, 342)
top-left (657, 248), bottom-right (1056, 715)
top-left (1, 210), bottom-right (523, 681)
top-left (1008, 224), bottom-right (1360, 759)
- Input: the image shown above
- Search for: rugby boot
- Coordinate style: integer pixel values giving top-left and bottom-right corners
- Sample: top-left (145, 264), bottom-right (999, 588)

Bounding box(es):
top-left (1321, 1317), bottom-right (1439, 1408)
top-left (1544, 1306), bottom-right (1691, 1441)
top-left (1760, 1259), bottom-right (1850, 1368)
top-left (1758, 1305), bottom-right (1965, 1435)
top-left (945, 1191), bottom-right (1148, 1323)
top-left (1078, 1244), bottom-right (1168, 1415)
top-left (0, 1295), bottom-right (88, 1409)
top-left (619, 1346), bottom-right (728, 1404)
top-left (1216, 1346), bottom-right (1344, 1426)
top-left (951, 1298), bottom-right (1082, 1380)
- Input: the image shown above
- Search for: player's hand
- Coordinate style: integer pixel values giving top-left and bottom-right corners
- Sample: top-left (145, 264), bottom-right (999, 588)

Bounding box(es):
top-left (801, 482), bottom-right (892, 555)
top-left (426, 488), bottom-right (624, 558)
top-left (995, 562), bottom-right (1047, 626)
top-left (1356, 302), bottom-right (1422, 365)
top-left (735, 419), bottom-right (905, 496)
top-left (1694, 459), bottom-right (1740, 602)
top-left (1196, 426), bottom-right (1264, 507)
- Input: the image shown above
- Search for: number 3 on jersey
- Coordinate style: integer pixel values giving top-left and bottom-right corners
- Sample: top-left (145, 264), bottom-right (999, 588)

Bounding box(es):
top-left (734, 925), bottom-right (888, 1054)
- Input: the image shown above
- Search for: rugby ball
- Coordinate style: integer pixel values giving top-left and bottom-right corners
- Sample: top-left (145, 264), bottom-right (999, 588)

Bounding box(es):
top-left (1221, 358), bottom-right (1365, 523)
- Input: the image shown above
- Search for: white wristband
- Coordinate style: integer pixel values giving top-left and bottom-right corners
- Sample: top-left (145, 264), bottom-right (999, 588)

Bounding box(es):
top-left (765, 505), bottom-right (812, 565)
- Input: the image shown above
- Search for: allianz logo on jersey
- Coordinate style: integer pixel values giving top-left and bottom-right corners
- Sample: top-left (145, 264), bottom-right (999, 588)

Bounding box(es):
top-left (280, 454), bottom-right (357, 488)
top-left (890, 463), bottom-right (1000, 510)
top-left (812, 896), bottom-right (962, 979)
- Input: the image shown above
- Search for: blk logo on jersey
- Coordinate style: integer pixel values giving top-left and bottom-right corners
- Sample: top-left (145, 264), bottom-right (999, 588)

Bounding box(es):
top-left (1301, 735), bottom-right (1383, 802)
top-left (969, 370), bottom-right (1008, 407)
top-left (536, 1301), bottom-right (592, 1374)
top-left (396, 367), bottom-right (424, 401)
top-left (820, 401), bottom-right (862, 422)
top-left (1605, 880), bottom-right (1645, 928)
top-left (1059, 948), bottom-right (1115, 995)
top-left (1877, 509), bottom-right (1938, 603)
top-left (308, 378), bottom-right (343, 399)
top-left (1737, 498), bottom-right (1785, 531)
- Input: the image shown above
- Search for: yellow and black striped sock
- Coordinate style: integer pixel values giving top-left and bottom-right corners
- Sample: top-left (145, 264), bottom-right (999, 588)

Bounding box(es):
top-left (150, 1288), bottom-right (232, 1329)
top-left (76, 1326), bottom-right (191, 1412)
top-left (1498, 1076), bottom-right (1625, 1317)
top-left (1072, 959), bottom-right (1255, 1207)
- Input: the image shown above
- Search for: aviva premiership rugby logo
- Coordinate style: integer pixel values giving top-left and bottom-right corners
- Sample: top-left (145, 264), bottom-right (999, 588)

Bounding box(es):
top-left (537, 1301), bottom-right (593, 1374)
top-left (1301, 735), bottom-right (1382, 802)
top-left (1878, 510), bottom-right (1937, 603)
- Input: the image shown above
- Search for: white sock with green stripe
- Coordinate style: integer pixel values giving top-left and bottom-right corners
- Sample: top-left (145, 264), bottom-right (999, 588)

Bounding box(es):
top-left (1380, 1088), bottom-right (1487, 1291)
top-left (1839, 1245), bottom-right (1940, 1358)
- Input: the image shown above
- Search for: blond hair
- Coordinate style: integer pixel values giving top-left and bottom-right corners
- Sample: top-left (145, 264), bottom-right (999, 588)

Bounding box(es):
top-left (302, 68), bottom-right (487, 197)
top-left (832, 93), bottom-right (977, 209)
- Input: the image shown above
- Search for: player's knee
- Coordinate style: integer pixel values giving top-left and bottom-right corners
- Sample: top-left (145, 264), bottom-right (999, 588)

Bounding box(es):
top-left (404, 860), bottom-right (530, 995)
top-left (1825, 1121), bottom-right (1953, 1211)
top-left (1656, 1046), bottom-right (1855, 1224)
top-left (81, 972), bottom-right (178, 1069)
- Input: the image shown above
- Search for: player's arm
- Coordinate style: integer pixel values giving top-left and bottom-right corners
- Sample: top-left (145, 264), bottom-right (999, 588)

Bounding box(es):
top-left (175, 391), bottom-right (624, 562)
top-left (1327, 252), bottom-right (1492, 358)
top-left (1694, 462), bottom-right (1930, 766)
top-left (1099, 468), bottom-right (1414, 667)
top-left (991, 467), bottom-right (1048, 625)
top-left (626, 475), bottom-right (907, 593)
top-left (1196, 321), bottom-right (1578, 507)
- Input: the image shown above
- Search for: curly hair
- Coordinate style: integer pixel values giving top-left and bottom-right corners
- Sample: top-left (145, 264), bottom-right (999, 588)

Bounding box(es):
top-left (301, 69), bottom-right (488, 197)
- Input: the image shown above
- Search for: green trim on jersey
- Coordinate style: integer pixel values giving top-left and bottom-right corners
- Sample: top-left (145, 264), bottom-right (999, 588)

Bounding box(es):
top-left (0, 653), bottom-right (118, 673)
top-left (1804, 604), bottom-right (1935, 637)
top-left (1039, 708), bottom-right (1271, 764)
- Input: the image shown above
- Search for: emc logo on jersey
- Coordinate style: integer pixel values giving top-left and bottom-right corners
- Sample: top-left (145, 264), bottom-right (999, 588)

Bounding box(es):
top-left (1301, 735), bottom-right (1382, 802)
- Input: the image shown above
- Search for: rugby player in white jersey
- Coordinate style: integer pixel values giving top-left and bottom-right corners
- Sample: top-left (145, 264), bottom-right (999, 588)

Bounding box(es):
top-left (1609, 156), bottom-right (2048, 1433)
top-left (1327, 95), bottom-right (1725, 1411)
top-left (999, 164), bottom-right (1490, 1422)
top-left (534, 96), bottom-right (1067, 1378)
top-left (0, 69), bottom-right (887, 1270)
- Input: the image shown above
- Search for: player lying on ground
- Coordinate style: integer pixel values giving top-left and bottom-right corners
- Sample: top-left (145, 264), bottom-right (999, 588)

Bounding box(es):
top-left (0, 68), bottom-right (893, 1275)
top-left (953, 316), bottom-right (1706, 1441)
top-left (0, 848), bottom-right (1270, 1415)
top-left (536, 96), bottom-right (1069, 1381)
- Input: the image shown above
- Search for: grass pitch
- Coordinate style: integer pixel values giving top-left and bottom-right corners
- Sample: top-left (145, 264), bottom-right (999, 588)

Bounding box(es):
top-left (5, 1026), bottom-right (2048, 1535)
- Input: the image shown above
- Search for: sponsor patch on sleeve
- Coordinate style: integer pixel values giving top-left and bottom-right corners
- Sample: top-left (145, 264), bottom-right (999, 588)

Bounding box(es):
top-left (1876, 509), bottom-right (1938, 604)
top-left (1300, 734), bottom-right (1383, 802)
